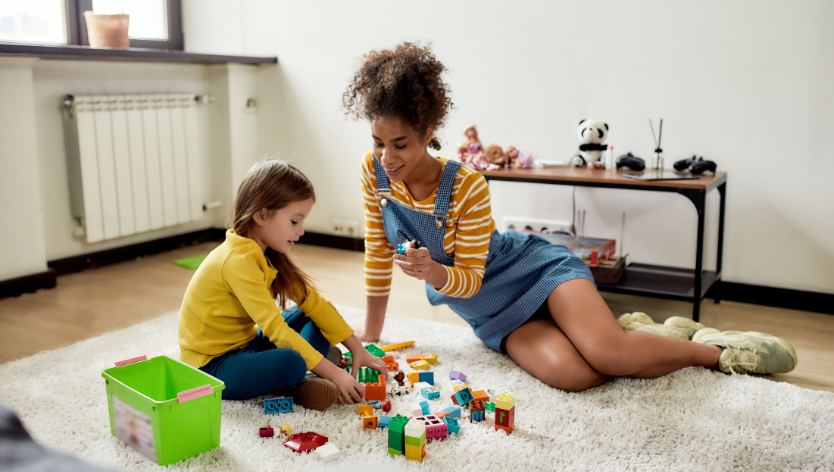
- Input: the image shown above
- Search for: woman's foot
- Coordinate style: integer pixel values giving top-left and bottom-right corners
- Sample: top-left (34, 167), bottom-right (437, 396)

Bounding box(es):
top-left (621, 313), bottom-right (708, 340)
top-left (290, 373), bottom-right (341, 411)
top-left (662, 316), bottom-right (707, 339)
top-left (694, 331), bottom-right (798, 374)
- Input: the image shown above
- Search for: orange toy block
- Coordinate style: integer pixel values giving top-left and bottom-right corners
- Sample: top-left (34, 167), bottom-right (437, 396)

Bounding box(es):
top-left (472, 390), bottom-right (489, 403)
top-left (494, 424), bottom-right (514, 435)
top-left (358, 405), bottom-right (373, 416)
top-left (363, 415), bottom-right (379, 429)
top-left (435, 412), bottom-right (449, 419)
top-left (382, 355), bottom-right (395, 364)
top-left (386, 361), bottom-right (400, 373)
top-left (364, 375), bottom-right (387, 401)
top-left (406, 354), bottom-right (424, 364)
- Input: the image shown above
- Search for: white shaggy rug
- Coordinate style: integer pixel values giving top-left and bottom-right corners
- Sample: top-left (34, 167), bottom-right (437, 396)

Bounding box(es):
top-left (1, 306), bottom-right (833, 472)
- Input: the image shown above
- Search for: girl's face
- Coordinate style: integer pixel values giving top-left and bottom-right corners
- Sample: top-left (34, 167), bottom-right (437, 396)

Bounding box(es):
top-left (251, 198), bottom-right (314, 254)
top-left (371, 116), bottom-right (433, 183)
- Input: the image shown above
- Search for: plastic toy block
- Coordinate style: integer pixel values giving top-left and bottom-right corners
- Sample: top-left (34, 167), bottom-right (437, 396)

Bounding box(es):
top-left (364, 375), bottom-right (387, 401)
top-left (389, 415), bottom-right (409, 435)
top-left (435, 412), bottom-right (449, 419)
top-left (386, 361), bottom-right (400, 373)
top-left (406, 354), bottom-right (424, 364)
top-left (364, 344), bottom-right (386, 357)
top-left (259, 427), bottom-right (274, 438)
top-left (382, 355), bottom-right (395, 364)
top-left (411, 360), bottom-right (430, 370)
top-left (314, 442), bottom-right (341, 462)
top-left (379, 415), bottom-right (392, 429)
top-left (388, 447), bottom-right (403, 457)
top-left (420, 401), bottom-right (431, 415)
top-left (382, 400), bottom-right (392, 412)
top-left (421, 353), bottom-right (438, 364)
top-left (369, 400), bottom-right (381, 409)
top-left (283, 432), bottom-right (328, 453)
top-left (388, 415), bottom-right (409, 452)
top-left (472, 390), bottom-right (489, 403)
top-left (494, 424), bottom-right (514, 435)
top-left (394, 371), bottom-right (405, 386)
top-left (495, 393), bottom-right (516, 411)
top-left (449, 370), bottom-right (467, 382)
top-left (470, 409), bottom-right (485, 422)
top-left (404, 443), bottom-right (426, 462)
top-left (363, 415), bottom-right (379, 429)
top-left (416, 414), bottom-right (448, 441)
top-left (281, 424), bottom-right (292, 435)
top-left (440, 406), bottom-right (461, 418)
top-left (421, 387), bottom-right (440, 400)
top-left (487, 385), bottom-right (512, 402)
top-left (356, 367), bottom-right (381, 383)
top-left (469, 400), bottom-right (485, 422)
top-left (453, 383), bottom-right (470, 392)
top-left (452, 387), bottom-right (474, 406)
top-left (443, 416), bottom-right (461, 435)
top-left (404, 432), bottom-right (426, 447)
top-left (380, 341), bottom-right (415, 352)
top-left (485, 402), bottom-right (495, 412)
top-left (408, 402), bottom-right (423, 417)
top-left (358, 405), bottom-right (373, 416)
top-left (414, 381), bottom-right (432, 390)
top-left (404, 418), bottom-right (427, 438)
top-left (264, 396), bottom-right (293, 414)
top-left (496, 406), bottom-right (515, 428)
top-left (407, 372), bottom-right (420, 384)
top-left (449, 379), bottom-right (463, 386)
top-left (419, 372), bottom-right (435, 385)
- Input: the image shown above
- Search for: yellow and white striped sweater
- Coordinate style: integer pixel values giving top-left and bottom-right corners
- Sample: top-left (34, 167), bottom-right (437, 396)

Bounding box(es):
top-left (362, 151), bottom-right (495, 298)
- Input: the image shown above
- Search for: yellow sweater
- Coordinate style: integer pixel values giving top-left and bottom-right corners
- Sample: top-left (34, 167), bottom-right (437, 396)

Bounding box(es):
top-left (362, 151), bottom-right (495, 298)
top-left (178, 230), bottom-right (354, 370)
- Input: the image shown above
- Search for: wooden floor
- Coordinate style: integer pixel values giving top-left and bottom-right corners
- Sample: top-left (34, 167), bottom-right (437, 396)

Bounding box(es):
top-left (1, 243), bottom-right (832, 392)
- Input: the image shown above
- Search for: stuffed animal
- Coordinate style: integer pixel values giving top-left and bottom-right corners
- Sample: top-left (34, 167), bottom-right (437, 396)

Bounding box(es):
top-left (573, 119), bottom-right (609, 168)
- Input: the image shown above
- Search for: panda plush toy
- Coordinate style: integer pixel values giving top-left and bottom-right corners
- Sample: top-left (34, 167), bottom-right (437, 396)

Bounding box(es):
top-left (572, 119), bottom-right (609, 168)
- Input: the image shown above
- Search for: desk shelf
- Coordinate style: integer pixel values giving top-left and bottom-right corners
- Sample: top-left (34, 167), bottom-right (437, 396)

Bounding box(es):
top-left (596, 263), bottom-right (719, 301)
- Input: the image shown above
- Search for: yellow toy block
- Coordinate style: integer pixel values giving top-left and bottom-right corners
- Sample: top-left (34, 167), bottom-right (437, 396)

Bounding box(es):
top-left (495, 393), bottom-right (515, 410)
top-left (421, 353), bottom-right (437, 364)
top-left (362, 415), bottom-right (379, 429)
top-left (358, 405), bottom-right (373, 416)
top-left (407, 372), bottom-right (420, 384)
top-left (281, 424), bottom-right (291, 435)
top-left (453, 384), bottom-right (470, 392)
top-left (411, 360), bottom-right (430, 370)
top-left (380, 341), bottom-right (415, 352)
top-left (404, 443), bottom-right (426, 462)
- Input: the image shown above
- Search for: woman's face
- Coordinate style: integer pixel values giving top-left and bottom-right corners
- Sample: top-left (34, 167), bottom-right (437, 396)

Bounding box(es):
top-left (371, 116), bottom-right (432, 183)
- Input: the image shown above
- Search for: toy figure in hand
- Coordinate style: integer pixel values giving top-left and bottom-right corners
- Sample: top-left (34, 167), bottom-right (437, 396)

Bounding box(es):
top-left (484, 144), bottom-right (508, 168)
top-left (505, 146), bottom-right (534, 169)
top-left (397, 239), bottom-right (421, 255)
top-left (464, 125), bottom-right (482, 149)
top-left (572, 119), bottom-right (609, 169)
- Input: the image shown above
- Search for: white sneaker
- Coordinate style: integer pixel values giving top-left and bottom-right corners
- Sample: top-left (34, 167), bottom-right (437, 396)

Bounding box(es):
top-left (617, 312), bottom-right (656, 331)
top-left (634, 324), bottom-right (690, 339)
top-left (663, 316), bottom-right (707, 340)
top-left (694, 331), bottom-right (798, 374)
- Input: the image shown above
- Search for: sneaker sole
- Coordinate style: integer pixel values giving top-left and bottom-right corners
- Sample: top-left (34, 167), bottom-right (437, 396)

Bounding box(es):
top-left (291, 380), bottom-right (340, 411)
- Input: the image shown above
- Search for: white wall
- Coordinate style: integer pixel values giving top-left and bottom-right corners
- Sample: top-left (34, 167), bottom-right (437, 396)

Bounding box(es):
top-left (189, 0), bottom-right (834, 293)
top-left (0, 58), bottom-right (48, 280)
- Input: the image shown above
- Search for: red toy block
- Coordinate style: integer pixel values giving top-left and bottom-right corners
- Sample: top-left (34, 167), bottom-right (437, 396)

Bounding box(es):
top-left (364, 374), bottom-right (387, 401)
top-left (494, 424), bottom-right (514, 435)
top-left (259, 427), bottom-right (274, 438)
top-left (495, 406), bottom-right (515, 427)
top-left (283, 432), bottom-right (328, 453)
top-left (382, 401), bottom-right (392, 412)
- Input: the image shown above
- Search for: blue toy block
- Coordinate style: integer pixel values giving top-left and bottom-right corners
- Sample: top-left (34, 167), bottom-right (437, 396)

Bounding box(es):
top-left (421, 387), bottom-right (440, 400)
top-left (470, 409), bottom-right (484, 422)
top-left (443, 416), bottom-right (461, 435)
top-left (452, 387), bottom-right (474, 406)
top-left (264, 396), bottom-right (293, 414)
top-left (419, 372), bottom-right (434, 385)
top-left (419, 401), bottom-right (430, 415)
top-left (379, 415), bottom-right (392, 429)
top-left (441, 406), bottom-right (461, 418)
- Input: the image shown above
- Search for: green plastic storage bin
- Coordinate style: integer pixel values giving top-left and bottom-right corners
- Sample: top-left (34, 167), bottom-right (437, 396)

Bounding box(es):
top-left (102, 355), bottom-right (225, 466)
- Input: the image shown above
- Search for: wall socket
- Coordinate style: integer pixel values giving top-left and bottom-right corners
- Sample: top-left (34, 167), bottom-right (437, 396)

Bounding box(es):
top-left (332, 219), bottom-right (359, 237)
top-left (502, 217), bottom-right (574, 235)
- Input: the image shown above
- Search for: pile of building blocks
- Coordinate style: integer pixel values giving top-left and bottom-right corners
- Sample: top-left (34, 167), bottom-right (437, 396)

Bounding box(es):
top-left (388, 415), bottom-right (410, 456)
top-left (264, 396), bottom-right (293, 414)
top-left (403, 418), bottom-right (427, 462)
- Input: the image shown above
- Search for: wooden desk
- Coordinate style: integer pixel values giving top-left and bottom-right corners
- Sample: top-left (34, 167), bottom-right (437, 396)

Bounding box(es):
top-left (480, 167), bottom-right (728, 322)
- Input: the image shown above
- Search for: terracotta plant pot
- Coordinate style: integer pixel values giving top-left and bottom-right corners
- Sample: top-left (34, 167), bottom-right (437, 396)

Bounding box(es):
top-left (84, 12), bottom-right (130, 49)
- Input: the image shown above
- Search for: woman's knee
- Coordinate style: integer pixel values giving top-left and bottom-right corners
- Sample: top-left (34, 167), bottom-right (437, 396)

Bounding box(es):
top-left (539, 365), bottom-right (608, 392)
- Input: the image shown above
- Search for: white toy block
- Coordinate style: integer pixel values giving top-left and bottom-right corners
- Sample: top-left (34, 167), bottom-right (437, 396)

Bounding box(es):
top-left (315, 443), bottom-right (341, 462)
top-left (414, 381), bottom-right (432, 390)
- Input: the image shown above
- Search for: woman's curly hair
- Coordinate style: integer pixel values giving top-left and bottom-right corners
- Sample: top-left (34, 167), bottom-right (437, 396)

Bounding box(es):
top-left (343, 42), bottom-right (453, 150)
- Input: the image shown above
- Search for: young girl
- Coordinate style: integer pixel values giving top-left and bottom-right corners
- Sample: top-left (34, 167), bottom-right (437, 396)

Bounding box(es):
top-left (343, 43), bottom-right (797, 391)
top-left (178, 159), bottom-right (387, 409)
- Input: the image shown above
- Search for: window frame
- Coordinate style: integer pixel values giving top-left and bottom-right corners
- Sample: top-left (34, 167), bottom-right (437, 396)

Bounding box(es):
top-left (65, 0), bottom-right (183, 50)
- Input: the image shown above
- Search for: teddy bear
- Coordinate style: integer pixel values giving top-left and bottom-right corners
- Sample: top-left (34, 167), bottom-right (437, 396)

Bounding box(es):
top-left (572, 119), bottom-right (609, 168)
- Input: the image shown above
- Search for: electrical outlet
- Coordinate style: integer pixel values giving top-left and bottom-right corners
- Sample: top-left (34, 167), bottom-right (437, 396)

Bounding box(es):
top-left (332, 219), bottom-right (359, 237)
top-left (502, 217), bottom-right (574, 235)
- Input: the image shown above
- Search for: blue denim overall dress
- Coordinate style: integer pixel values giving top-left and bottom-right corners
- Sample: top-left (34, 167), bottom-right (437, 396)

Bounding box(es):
top-left (374, 157), bottom-right (594, 352)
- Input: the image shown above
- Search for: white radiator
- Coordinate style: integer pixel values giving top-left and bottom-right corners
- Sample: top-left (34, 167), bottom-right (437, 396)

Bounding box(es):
top-left (63, 93), bottom-right (205, 243)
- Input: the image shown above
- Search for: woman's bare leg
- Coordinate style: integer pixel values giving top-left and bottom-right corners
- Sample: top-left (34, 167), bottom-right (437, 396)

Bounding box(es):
top-left (546, 279), bottom-right (722, 378)
top-left (504, 318), bottom-right (609, 392)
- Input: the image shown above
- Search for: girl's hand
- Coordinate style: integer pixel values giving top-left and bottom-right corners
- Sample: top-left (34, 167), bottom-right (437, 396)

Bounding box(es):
top-left (329, 368), bottom-right (365, 405)
top-left (393, 247), bottom-right (433, 281)
top-left (351, 349), bottom-right (389, 379)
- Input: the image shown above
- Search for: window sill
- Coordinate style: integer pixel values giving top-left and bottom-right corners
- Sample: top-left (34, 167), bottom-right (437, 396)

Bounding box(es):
top-left (0, 43), bottom-right (277, 65)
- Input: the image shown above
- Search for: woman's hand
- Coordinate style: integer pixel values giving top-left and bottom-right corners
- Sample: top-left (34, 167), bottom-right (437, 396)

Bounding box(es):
top-left (393, 247), bottom-right (433, 281)
top-left (350, 349), bottom-right (389, 379)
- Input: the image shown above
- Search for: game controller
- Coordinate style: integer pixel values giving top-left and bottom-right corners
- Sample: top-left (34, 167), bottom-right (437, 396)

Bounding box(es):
top-left (674, 155), bottom-right (717, 175)
top-left (615, 153), bottom-right (646, 171)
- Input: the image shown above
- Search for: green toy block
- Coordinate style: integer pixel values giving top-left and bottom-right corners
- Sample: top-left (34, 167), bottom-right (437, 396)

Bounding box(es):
top-left (364, 344), bottom-right (386, 357)
top-left (485, 402), bottom-right (495, 412)
top-left (388, 447), bottom-right (403, 457)
top-left (173, 254), bottom-right (208, 270)
top-left (389, 414), bottom-right (409, 434)
top-left (388, 433), bottom-right (403, 450)
top-left (356, 367), bottom-right (380, 383)
top-left (404, 432), bottom-right (426, 447)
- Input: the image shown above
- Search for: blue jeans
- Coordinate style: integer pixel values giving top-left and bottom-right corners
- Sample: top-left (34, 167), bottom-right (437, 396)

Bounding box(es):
top-left (199, 308), bottom-right (331, 400)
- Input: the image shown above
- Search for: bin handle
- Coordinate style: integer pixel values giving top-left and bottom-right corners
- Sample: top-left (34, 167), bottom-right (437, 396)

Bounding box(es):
top-left (115, 355), bottom-right (147, 367)
top-left (178, 385), bottom-right (213, 403)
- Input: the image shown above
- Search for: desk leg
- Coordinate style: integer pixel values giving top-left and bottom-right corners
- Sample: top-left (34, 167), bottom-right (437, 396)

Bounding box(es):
top-left (714, 182), bottom-right (727, 304)
top-left (680, 188), bottom-right (707, 322)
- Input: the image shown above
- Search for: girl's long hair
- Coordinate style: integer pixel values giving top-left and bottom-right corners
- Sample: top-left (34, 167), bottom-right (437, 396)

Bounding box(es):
top-left (232, 159), bottom-right (315, 308)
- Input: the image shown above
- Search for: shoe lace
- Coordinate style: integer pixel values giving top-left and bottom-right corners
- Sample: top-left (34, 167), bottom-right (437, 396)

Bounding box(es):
top-left (723, 345), bottom-right (759, 374)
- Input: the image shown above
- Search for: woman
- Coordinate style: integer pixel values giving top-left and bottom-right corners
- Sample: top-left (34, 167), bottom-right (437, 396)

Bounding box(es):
top-left (343, 42), bottom-right (796, 391)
